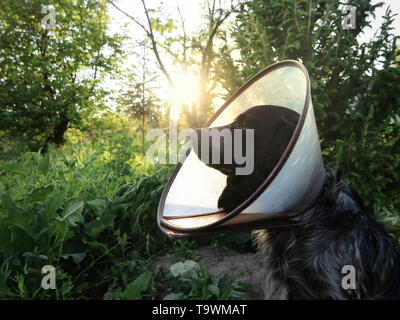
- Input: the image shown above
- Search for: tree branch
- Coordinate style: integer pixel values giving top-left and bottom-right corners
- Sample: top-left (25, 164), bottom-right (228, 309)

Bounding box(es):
top-left (175, 0), bottom-right (188, 68)
top-left (108, 0), bottom-right (173, 86)
top-left (140, 0), bottom-right (173, 86)
top-left (108, 1), bottom-right (149, 36)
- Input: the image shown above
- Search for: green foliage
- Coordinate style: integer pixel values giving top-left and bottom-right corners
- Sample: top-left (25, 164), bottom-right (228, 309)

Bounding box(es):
top-left (120, 271), bottom-right (152, 300)
top-left (210, 232), bottom-right (253, 252)
top-left (223, 0), bottom-right (400, 214)
top-left (118, 61), bottom-right (161, 155)
top-left (118, 70), bottom-right (161, 127)
top-left (0, 129), bottom-right (171, 299)
top-left (170, 240), bottom-right (200, 262)
top-left (110, 166), bottom-right (172, 255)
top-left (163, 260), bottom-right (251, 300)
top-left (0, 0), bottom-right (125, 150)
top-left (0, 128), bottom-right (251, 299)
top-left (324, 67), bottom-right (400, 212)
top-left (375, 208), bottom-right (400, 240)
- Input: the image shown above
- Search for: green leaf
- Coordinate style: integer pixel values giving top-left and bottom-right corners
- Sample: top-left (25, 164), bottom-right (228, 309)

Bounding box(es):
top-left (207, 284), bottom-right (220, 297)
top-left (87, 240), bottom-right (108, 253)
top-left (46, 191), bottom-right (65, 220)
top-left (293, 40), bottom-right (300, 50)
top-left (230, 290), bottom-right (251, 300)
top-left (39, 153), bottom-right (51, 175)
top-left (86, 199), bottom-right (107, 216)
top-left (367, 104), bottom-right (375, 120)
top-left (62, 252), bottom-right (86, 264)
top-left (7, 163), bottom-right (30, 175)
top-left (60, 200), bottom-right (84, 226)
top-left (27, 185), bottom-right (54, 202)
top-left (84, 213), bottom-right (115, 239)
top-left (170, 260), bottom-right (200, 278)
top-left (123, 272), bottom-right (152, 300)
top-left (163, 292), bottom-right (185, 300)
top-left (0, 225), bottom-right (34, 256)
top-left (0, 194), bottom-right (18, 214)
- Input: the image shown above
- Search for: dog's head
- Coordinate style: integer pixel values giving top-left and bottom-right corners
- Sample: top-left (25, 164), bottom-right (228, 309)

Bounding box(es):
top-left (192, 105), bottom-right (299, 177)
top-left (191, 105), bottom-right (300, 211)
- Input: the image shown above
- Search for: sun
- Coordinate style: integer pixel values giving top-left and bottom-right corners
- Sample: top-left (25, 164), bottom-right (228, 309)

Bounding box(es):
top-left (171, 73), bottom-right (199, 107)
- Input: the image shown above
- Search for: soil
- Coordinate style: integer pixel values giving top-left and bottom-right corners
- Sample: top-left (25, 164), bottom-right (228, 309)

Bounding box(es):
top-left (151, 245), bottom-right (266, 299)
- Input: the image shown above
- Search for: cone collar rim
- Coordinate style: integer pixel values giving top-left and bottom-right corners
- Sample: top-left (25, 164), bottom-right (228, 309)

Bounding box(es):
top-left (157, 59), bottom-right (311, 235)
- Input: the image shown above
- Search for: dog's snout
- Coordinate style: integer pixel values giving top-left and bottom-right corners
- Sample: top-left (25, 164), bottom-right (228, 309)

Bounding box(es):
top-left (191, 125), bottom-right (248, 176)
top-left (191, 126), bottom-right (229, 161)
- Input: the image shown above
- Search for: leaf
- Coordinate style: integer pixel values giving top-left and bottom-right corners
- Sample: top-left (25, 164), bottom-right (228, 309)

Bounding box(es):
top-left (27, 185), bottom-right (54, 202)
top-left (305, 61), bottom-right (315, 69)
top-left (86, 199), bottom-right (107, 216)
top-left (230, 290), bottom-right (251, 300)
top-left (163, 292), bottom-right (185, 300)
top-left (207, 284), bottom-right (220, 297)
top-left (60, 200), bottom-right (84, 226)
top-left (84, 213), bottom-right (115, 239)
top-left (123, 272), bottom-right (152, 300)
top-left (0, 225), bottom-right (34, 256)
top-left (0, 264), bottom-right (12, 297)
top-left (310, 78), bottom-right (318, 90)
top-left (0, 194), bottom-right (18, 214)
top-left (367, 104), bottom-right (375, 120)
top-left (170, 260), bottom-right (200, 278)
top-left (62, 252), bottom-right (86, 264)
top-left (39, 152), bottom-right (51, 175)
top-left (46, 191), bottom-right (65, 220)
top-left (87, 240), bottom-right (108, 253)
top-left (7, 163), bottom-right (30, 175)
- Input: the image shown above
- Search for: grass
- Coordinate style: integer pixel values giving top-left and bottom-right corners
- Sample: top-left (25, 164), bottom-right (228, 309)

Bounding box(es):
top-left (0, 130), bottom-right (253, 299)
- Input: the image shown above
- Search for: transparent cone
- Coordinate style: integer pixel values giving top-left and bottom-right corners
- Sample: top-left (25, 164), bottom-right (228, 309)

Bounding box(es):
top-left (158, 60), bottom-right (325, 238)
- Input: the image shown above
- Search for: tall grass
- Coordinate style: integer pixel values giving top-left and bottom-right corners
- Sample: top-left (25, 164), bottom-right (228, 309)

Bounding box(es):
top-left (0, 131), bottom-right (171, 299)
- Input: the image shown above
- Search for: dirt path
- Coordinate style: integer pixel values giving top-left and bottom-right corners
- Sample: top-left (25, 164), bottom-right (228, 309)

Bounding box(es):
top-left (151, 245), bottom-right (265, 299)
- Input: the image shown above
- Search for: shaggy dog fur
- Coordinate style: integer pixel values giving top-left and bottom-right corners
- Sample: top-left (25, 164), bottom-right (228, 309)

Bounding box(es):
top-left (255, 170), bottom-right (400, 299)
top-left (193, 106), bottom-right (400, 299)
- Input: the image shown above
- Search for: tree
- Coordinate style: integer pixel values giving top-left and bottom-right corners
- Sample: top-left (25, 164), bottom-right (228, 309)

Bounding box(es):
top-left (109, 0), bottom-right (235, 128)
top-left (225, 0), bottom-right (400, 212)
top-left (118, 41), bottom-right (160, 155)
top-left (0, 0), bottom-right (124, 151)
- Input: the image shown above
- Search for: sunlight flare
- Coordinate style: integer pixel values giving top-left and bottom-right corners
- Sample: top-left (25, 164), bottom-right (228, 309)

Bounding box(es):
top-left (171, 73), bottom-right (199, 107)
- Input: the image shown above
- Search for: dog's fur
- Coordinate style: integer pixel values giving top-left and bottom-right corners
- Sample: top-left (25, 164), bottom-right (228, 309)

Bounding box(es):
top-left (255, 171), bottom-right (400, 299)
top-left (194, 105), bottom-right (400, 299)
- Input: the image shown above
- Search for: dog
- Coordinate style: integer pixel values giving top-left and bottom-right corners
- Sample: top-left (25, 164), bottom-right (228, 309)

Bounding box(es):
top-left (192, 105), bottom-right (400, 299)
top-left (255, 170), bottom-right (400, 299)
top-left (193, 105), bottom-right (300, 211)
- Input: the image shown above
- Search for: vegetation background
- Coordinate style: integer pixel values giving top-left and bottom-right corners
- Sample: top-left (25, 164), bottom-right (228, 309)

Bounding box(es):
top-left (0, 0), bottom-right (399, 299)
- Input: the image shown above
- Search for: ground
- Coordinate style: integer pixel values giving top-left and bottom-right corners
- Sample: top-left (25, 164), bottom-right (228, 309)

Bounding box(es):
top-left (151, 245), bottom-right (265, 299)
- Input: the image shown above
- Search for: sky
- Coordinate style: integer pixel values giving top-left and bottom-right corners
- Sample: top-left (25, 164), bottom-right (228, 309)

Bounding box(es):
top-left (358, 0), bottom-right (400, 43)
top-left (105, 0), bottom-right (400, 110)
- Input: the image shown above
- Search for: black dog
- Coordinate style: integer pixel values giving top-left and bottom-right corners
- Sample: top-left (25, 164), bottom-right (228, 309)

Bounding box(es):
top-left (193, 106), bottom-right (400, 299)
top-left (193, 105), bottom-right (299, 211)
top-left (255, 171), bottom-right (400, 299)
